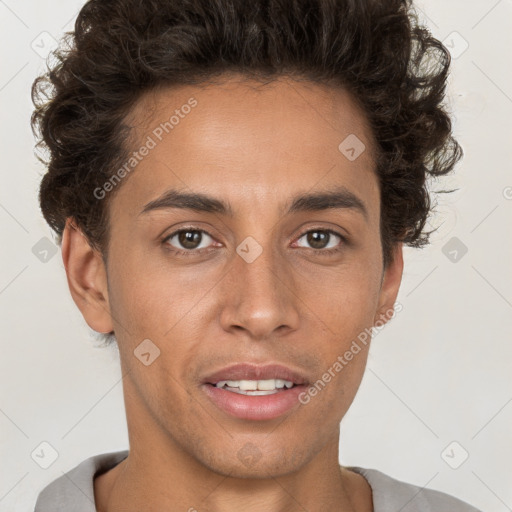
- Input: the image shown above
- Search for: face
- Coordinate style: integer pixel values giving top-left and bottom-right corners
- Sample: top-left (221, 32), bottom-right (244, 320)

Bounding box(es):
top-left (65, 75), bottom-right (403, 478)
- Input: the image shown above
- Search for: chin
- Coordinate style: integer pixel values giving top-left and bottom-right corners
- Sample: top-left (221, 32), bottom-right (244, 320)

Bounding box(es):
top-left (195, 441), bottom-right (311, 480)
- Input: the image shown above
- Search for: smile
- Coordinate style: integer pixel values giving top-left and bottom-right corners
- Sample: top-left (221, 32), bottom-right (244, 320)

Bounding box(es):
top-left (214, 378), bottom-right (296, 395)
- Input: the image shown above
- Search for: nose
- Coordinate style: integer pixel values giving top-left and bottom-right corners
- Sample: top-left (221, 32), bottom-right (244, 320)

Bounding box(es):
top-left (219, 241), bottom-right (301, 340)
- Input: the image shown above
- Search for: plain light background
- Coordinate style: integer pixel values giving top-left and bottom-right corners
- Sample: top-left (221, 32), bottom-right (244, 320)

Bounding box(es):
top-left (1, 0), bottom-right (511, 510)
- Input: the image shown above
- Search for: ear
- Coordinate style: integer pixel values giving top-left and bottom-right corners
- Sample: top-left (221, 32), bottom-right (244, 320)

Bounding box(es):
top-left (374, 242), bottom-right (404, 326)
top-left (61, 218), bottom-right (114, 334)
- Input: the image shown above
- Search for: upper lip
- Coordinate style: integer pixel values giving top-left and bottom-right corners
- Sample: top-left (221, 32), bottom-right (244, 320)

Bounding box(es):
top-left (203, 363), bottom-right (309, 386)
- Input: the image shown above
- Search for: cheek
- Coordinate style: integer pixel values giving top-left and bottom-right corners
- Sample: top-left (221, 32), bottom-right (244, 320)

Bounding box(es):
top-left (106, 248), bottom-right (207, 341)
top-left (301, 261), bottom-right (381, 329)
top-left (297, 265), bottom-right (380, 403)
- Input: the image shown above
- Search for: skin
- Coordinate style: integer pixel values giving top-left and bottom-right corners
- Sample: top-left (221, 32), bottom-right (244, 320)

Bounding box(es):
top-left (61, 74), bottom-right (403, 512)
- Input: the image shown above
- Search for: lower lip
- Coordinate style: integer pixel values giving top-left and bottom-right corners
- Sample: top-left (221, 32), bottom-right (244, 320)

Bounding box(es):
top-left (201, 383), bottom-right (307, 421)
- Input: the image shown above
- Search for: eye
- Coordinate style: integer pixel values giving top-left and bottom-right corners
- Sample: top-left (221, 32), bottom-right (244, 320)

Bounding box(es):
top-left (161, 226), bottom-right (347, 258)
top-left (162, 228), bottom-right (216, 255)
top-left (294, 229), bottom-right (345, 254)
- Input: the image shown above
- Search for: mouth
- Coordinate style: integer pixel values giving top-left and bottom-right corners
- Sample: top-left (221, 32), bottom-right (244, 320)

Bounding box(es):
top-left (201, 363), bottom-right (310, 420)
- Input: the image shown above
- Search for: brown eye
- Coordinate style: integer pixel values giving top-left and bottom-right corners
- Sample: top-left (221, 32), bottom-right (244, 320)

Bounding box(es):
top-left (164, 229), bottom-right (214, 252)
top-left (296, 229), bottom-right (343, 251)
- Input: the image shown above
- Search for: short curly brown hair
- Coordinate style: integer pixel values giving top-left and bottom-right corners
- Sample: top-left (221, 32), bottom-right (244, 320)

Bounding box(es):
top-left (31, 0), bottom-right (462, 273)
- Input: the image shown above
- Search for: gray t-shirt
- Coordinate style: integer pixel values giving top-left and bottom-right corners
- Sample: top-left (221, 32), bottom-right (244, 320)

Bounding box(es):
top-left (34, 450), bottom-right (482, 511)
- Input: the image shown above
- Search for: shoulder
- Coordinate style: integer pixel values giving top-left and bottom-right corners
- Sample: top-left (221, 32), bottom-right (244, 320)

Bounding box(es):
top-left (33, 449), bottom-right (129, 512)
top-left (348, 466), bottom-right (483, 512)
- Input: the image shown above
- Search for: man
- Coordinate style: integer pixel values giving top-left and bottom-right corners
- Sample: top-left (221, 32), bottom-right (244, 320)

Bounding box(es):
top-left (31, 0), bottom-right (481, 510)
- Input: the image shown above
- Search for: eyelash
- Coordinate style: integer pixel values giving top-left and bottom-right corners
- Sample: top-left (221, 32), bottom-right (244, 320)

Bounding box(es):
top-left (161, 227), bottom-right (347, 258)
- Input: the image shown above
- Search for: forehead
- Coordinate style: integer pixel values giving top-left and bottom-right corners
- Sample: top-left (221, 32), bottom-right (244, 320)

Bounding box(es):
top-left (112, 75), bottom-right (380, 220)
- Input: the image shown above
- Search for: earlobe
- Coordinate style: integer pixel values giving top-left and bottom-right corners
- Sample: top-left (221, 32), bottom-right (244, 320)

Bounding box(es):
top-left (61, 218), bottom-right (114, 334)
top-left (374, 243), bottom-right (404, 326)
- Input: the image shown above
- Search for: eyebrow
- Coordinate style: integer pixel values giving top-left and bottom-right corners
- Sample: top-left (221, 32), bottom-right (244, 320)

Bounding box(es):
top-left (139, 185), bottom-right (368, 221)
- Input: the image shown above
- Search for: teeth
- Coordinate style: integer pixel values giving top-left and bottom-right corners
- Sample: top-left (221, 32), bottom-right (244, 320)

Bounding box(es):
top-left (258, 379), bottom-right (279, 390)
top-left (214, 379), bottom-right (295, 390)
